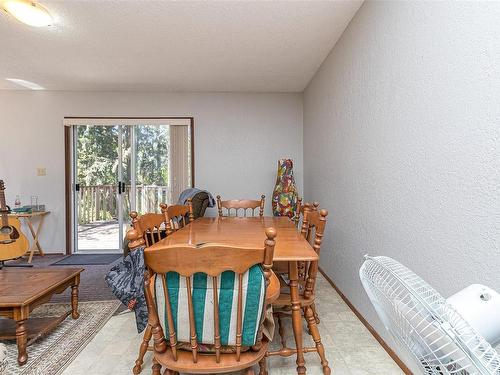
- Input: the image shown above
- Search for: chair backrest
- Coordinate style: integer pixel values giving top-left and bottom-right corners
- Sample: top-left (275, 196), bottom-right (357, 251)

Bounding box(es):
top-left (300, 206), bottom-right (328, 300)
top-left (294, 200), bottom-right (321, 231)
top-left (144, 227), bottom-right (277, 365)
top-left (160, 199), bottom-right (194, 235)
top-left (299, 202), bottom-right (320, 239)
top-left (216, 195), bottom-right (265, 217)
top-left (293, 199), bottom-right (320, 228)
top-left (293, 197), bottom-right (303, 227)
top-left (129, 211), bottom-right (167, 248)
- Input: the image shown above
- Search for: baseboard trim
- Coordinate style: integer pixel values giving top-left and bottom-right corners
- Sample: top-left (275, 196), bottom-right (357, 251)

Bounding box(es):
top-left (25, 253), bottom-right (66, 259)
top-left (318, 267), bottom-right (413, 375)
top-left (38, 252), bottom-right (66, 256)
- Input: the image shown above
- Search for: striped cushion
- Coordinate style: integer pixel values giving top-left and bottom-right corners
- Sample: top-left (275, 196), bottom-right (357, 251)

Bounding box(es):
top-left (154, 265), bottom-right (266, 347)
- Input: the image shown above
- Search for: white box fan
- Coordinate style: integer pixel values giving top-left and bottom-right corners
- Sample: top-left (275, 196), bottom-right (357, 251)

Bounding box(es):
top-left (360, 255), bottom-right (500, 375)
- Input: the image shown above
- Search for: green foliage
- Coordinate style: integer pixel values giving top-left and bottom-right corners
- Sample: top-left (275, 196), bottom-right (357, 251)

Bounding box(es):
top-left (77, 126), bottom-right (118, 185)
top-left (135, 125), bottom-right (169, 185)
top-left (76, 125), bottom-right (170, 186)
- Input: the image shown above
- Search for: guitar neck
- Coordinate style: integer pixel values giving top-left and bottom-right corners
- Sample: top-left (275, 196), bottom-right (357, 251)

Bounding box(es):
top-left (0, 189), bottom-right (8, 226)
top-left (0, 189), bottom-right (6, 208)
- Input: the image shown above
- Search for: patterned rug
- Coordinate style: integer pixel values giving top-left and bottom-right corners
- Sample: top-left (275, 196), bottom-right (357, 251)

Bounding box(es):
top-left (1, 300), bottom-right (121, 375)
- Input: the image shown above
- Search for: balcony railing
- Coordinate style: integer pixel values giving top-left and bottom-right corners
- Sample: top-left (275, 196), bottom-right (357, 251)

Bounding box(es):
top-left (78, 184), bottom-right (170, 224)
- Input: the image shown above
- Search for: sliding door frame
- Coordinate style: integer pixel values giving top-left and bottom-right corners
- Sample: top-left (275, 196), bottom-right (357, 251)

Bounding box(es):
top-left (64, 116), bottom-right (195, 255)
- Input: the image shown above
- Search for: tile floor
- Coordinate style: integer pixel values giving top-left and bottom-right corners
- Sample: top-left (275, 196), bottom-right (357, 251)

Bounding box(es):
top-left (62, 274), bottom-right (403, 375)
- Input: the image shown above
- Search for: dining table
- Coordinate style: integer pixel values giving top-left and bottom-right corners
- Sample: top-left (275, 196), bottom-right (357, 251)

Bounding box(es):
top-left (147, 216), bottom-right (327, 375)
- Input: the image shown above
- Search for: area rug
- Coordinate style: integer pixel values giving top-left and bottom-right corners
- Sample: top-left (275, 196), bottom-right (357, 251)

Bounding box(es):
top-left (2, 300), bottom-right (121, 375)
top-left (51, 254), bottom-right (121, 265)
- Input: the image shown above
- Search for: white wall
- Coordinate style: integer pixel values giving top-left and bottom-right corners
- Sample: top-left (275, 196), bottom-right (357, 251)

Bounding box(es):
top-left (303, 0), bottom-right (500, 366)
top-left (0, 91), bottom-right (303, 253)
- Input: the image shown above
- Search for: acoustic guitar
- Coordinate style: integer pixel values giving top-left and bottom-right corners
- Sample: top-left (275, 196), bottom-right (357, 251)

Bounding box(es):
top-left (0, 180), bottom-right (29, 261)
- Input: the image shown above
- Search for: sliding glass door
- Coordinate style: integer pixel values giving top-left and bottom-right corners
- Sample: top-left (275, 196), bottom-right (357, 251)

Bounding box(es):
top-left (75, 125), bottom-right (122, 252)
top-left (71, 120), bottom-right (192, 253)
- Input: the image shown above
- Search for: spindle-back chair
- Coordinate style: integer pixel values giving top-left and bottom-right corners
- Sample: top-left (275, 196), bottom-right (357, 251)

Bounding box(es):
top-left (293, 197), bottom-right (303, 228)
top-left (143, 227), bottom-right (278, 375)
top-left (160, 199), bottom-right (194, 234)
top-left (274, 201), bottom-right (318, 277)
top-left (129, 202), bottom-right (193, 374)
top-left (293, 199), bottom-right (319, 229)
top-left (271, 207), bottom-right (330, 375)
top-left (216, 195), bottom-right (265, 217)
top-left (127, 210), bottom-right (169, 374)
top-left (129, 211), bottom-right (167, 248)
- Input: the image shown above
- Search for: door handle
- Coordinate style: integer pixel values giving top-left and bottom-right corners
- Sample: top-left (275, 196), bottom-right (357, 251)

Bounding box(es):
top-left (118, 182), bottom-right (126, 194)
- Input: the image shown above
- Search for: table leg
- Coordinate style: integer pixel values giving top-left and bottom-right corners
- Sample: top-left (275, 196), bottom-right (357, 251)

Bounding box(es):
top-left (33, 215), bottom-right (46, 255)
top-left (16, 319), bottom-right (28, 365)
top-left (71, 278), bottom-right (80, 319)
top-left (289, 261), bottom-right (306, 375)
top-left (26, 216), bottom-right (46, 263)
top-left (26, 219), bottom-right (37, 263)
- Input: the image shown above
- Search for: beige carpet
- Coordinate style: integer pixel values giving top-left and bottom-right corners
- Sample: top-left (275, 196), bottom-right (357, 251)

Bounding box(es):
top-left (1, 300), bottom-right (120, 375)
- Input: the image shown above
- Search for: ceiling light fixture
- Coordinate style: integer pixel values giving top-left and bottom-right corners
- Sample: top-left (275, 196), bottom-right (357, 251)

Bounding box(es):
top-left (3, 0), bottom-right (53, 27)
top-left (6, 78), bottom-right (45, 90)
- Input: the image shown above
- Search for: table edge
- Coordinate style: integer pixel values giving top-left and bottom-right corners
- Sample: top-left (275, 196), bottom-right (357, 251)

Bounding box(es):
top-left (146, 216), bottom-right (319, 262)
top-left (0, 268), bottom-right (84, 307)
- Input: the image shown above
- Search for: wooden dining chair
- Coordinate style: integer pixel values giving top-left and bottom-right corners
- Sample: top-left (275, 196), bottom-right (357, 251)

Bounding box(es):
top-left (216, 195), bottom-right (265, 217)
top-left (293, 199), bottom-right (320, 229)
top-left (160, 199), bottom-right (194, 234)
top-left (141, 227), bottom-right (279, 375)
top-left (293, 197), bottom-right (303, 228)
top-left (129, 211), bottom-right (168, 248)
top-left (274, 201), bottom-right (318, 277)
top-left (127, 210), bottom-right (169, 375)
top-left (271, 207), bottom-right (330, 375)
top-left (130, 201), bottom-right (194, 374)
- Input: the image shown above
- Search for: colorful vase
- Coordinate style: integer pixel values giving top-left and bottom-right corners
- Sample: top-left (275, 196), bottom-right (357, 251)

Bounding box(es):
top-left (272, 158), bottom-right (299, 218)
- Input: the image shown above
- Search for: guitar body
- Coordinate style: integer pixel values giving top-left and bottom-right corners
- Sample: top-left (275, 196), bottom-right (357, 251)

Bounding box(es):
top-left (0, 180), bottom-right (30, 262)
top-left (0, 216), bottom-right (29, 261)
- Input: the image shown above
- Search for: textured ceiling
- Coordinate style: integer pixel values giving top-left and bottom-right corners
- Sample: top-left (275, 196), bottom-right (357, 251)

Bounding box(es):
top-left (0, 0), bottom-right (362, 92)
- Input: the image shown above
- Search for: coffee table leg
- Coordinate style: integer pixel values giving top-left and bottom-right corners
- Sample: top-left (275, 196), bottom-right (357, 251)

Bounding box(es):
top-left (289, 261), bottom-right (306, 374)
top-left (71, 282), bottom-right (80, 319)
top-left (16, 319), bottom-right (28, 365)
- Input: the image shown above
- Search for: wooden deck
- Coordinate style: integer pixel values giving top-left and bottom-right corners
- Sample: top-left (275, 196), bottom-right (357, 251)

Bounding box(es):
top-left (77, 220), bottom-right (123, 252)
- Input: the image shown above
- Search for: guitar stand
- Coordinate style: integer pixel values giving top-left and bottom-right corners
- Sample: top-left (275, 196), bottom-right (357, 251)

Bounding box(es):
top-left (0, 258), bottom-right (34, 270)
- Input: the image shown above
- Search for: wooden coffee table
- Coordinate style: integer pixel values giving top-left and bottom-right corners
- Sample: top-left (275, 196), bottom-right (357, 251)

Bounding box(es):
top-left (0, 268), bottom-right (83, 365)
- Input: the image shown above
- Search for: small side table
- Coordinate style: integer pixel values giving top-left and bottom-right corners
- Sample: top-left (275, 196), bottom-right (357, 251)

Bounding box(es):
top-left (9, 211), bottom-right (50, 263)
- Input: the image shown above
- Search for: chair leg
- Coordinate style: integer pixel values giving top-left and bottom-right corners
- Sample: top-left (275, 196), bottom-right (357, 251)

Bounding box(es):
top-left (259, 357), bottom-right (268, 375)
top-left (276, 313), bottom-right (287, 348)
top-left (152, 357), bottom-right (161, 375)
top-left (163, 370), bottom-right (178, 375)
top-left (133, 324), bottom-right (153, 374)
top-left (244, 367), bottom-right (255, 375)
top-left (304, 306), bottom-right (330, 375)
top-left (311, 302), bottom-right (320, 324)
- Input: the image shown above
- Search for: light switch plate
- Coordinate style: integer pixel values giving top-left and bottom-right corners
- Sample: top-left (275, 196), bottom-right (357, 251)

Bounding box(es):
top-left (37, 168), bottom-right (47, 176)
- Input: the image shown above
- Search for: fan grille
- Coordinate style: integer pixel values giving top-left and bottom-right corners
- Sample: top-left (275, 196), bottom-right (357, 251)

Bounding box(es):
top-left (360, 256), bottom-right (500, 375)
